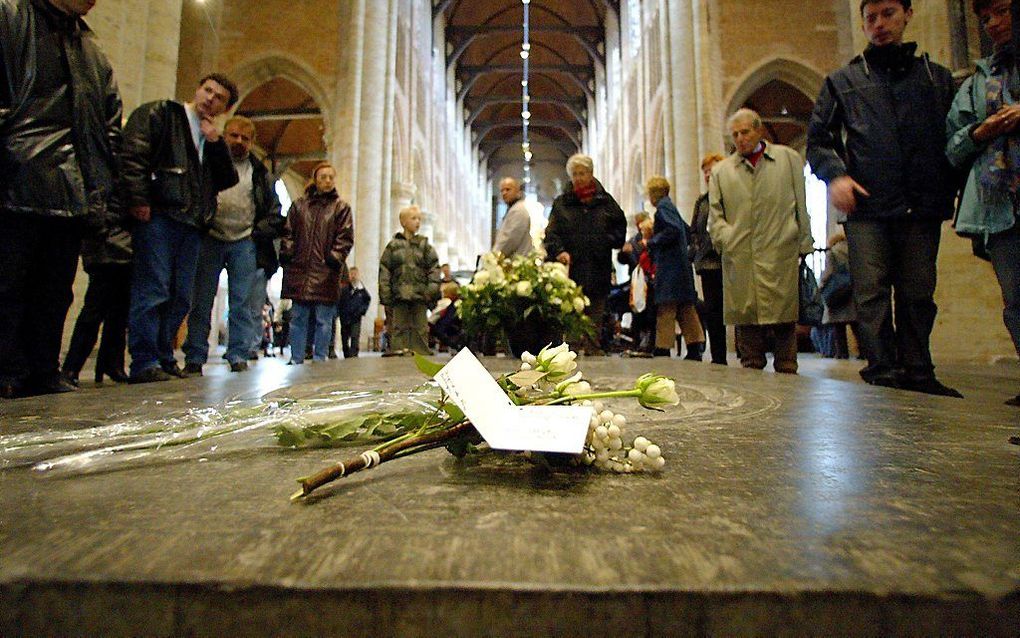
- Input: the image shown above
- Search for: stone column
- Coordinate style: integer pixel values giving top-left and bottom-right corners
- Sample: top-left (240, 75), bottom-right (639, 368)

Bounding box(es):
top-left (663, 0), bottom-right (701, 210)
top-left (335, 0), bottom-right (366, 202)
top-left (349, 0), bottom-right (392, 321)
top-left (89, 0), bottom-right (184, 112)
top-left (693, 0), bottom-right (725, 170)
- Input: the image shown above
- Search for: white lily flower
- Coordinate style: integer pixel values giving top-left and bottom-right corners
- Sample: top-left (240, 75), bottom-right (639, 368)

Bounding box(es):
top-left (635, 373), bottom-right (680, 409)
top-left (521, 351), bottom-right (537, 366)
top-left (536, 343), bottom-right (577, 380)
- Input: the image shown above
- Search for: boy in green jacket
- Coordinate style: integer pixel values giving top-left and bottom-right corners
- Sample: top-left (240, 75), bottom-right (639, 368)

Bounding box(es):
top-left (379, 206), bottom-right (441, 354)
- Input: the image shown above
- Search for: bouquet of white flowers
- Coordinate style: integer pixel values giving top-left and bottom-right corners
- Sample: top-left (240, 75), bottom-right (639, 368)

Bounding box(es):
top-left (457, 252), bottom-right (593, 355)
top-left (290, 344), bottom-right (678, 499)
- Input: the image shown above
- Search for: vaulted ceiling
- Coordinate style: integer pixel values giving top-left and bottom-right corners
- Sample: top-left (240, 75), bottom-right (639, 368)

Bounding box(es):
top-left (437, 0), bottom-right (617, 197)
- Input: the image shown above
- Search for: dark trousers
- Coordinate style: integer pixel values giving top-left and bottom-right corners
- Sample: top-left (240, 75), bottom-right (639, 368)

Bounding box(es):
top-left (0, 211), bottom-right (83, 386)
top-left (844, 218), bottom-right (941, 382)
top-left (699, 268), bottom-right (727, 364)
top-left (127, 215), bottom-right (203, 376)
top-left (340, 318), bottom-right (362, 358)
top-left (62, 263), bottom-right (132, 377)
top-left (735, 323), bottom-right (798, 373)
top-left (986, 222), bottom-right (1020, 359)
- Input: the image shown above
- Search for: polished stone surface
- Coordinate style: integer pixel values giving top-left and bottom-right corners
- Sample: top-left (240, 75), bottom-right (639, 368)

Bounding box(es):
top-left (1, 354), bottom-right (1018, 636)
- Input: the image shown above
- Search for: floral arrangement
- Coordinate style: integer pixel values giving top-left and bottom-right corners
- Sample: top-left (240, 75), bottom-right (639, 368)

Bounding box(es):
top-left (290, 344), bottom-right (677, 499)
top-left (457, 252), bottom-right (593, 347)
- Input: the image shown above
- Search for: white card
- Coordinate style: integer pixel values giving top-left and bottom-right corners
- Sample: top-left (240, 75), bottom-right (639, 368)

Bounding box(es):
top-left (435, 348), bottom-right (592, 454)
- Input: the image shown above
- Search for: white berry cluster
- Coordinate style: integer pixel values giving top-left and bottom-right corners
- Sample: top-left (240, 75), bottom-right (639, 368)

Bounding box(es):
top-left (577, 401), bottom-right (665, 473)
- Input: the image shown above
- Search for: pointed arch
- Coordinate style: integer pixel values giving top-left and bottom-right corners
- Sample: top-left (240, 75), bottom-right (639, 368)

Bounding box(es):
top-left (723, 56), bottom-right (825, 118)
top-left (229, 52), bottom-right (335, 145)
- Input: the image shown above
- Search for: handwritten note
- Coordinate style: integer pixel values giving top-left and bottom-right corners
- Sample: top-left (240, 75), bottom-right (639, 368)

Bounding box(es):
top-left (435, 348), bottom-right (592, 454)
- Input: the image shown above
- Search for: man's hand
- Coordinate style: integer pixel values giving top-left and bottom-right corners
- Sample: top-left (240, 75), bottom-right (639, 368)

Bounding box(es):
top-left (556, 251), bottom-right (571, 266)
top-left (200, 116), bottom-right (221, 143)
top-left (130, 205), bottom-right (151, 222)
top-left (972, 104), bottom-right (1020, 143)
top-left (828, 176), bottom-right (870, 215)
top-left (620, 242), bottom-right (633, 255)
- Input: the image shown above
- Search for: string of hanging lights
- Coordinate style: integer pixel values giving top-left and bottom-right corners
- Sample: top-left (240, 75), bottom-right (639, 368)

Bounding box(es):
top-left (521, 0), bottom-right (533, 191)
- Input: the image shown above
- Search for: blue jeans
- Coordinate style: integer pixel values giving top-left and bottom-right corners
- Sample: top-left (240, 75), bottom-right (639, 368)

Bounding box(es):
top-left (183, 236), bottom-right (258, 365)
top-left (246, 268), bottom-right (268, 355)
top-left (987, 222), bottom-right (1020, 359)
top-left (288, 301), bottom-right (336, 363)
top-left (128, 215), bottom-right (203, 376)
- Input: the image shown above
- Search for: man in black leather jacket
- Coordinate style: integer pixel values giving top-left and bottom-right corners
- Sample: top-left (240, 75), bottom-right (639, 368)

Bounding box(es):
top-left (806, 0), bottom-right (961, 397)
top-left (121, 73), bottom-right (240, 383)
top-left (0, 0), bottom-right (123, 399)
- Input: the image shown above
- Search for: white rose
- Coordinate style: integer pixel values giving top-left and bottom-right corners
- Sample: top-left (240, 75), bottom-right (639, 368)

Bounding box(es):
top-left (516, 281), bottom-right (532, 296)
top-left (572, 297), bottom-right (585, 313)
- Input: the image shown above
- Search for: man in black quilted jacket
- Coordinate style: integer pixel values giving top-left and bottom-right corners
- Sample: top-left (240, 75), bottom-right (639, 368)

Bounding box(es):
top-left (806, 0), bottom-right (962, 397)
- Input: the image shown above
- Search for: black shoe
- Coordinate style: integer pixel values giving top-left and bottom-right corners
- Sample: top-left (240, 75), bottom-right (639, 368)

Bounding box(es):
top-left (247, 352), bottom-right (259, 361)
top-left (1006, 395), bottom-right (1020, 407)
top-left (229, 361), bottom-right (249, 372)
top-left (864, 372), bottom-right (900, 389)
top-left (652, 348), bottom-right (672, 357)
top-left (61, 371), bottom-right (80, 387)
top-left (129, 367), bottom-right (172, 384)
top-left (181, 362), bottom-right (203, 378)
top-left (25, 374), bottom-right (79, 396)
top-left (901, 378), bottom-right (963, 399)
top-left (683, 343), bottom-right (704, 361)
top-left (95, 365), bottom-right (129, 384)
top-left (327, 350), bottom-right (339, 359)
top-left (160, 361), bottom-right (185, 378)
top-left (0, 383), bottom-right (19, 399)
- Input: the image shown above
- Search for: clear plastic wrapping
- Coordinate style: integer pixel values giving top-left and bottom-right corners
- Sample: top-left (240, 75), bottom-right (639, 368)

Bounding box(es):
top-left (1, 387), bottom-right (442, 477)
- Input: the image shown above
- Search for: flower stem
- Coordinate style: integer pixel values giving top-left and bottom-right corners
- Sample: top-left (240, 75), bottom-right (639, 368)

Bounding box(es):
top-left (291, 420), bottom-right (475, 501)
top-left (542, 389), bottom-right (641, 406)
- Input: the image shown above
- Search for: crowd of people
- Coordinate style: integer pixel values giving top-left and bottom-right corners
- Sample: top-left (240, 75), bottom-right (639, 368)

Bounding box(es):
top-left (2, 0), bottom-right (1019, 408)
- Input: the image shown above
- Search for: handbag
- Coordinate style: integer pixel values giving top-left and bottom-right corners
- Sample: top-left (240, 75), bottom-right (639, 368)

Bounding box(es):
top-left (630, 267), bottom-right (647, 313)
top-left (798, 258), bottom-right (824, 327)
top-left (820, 265), bottom-right (853, 308)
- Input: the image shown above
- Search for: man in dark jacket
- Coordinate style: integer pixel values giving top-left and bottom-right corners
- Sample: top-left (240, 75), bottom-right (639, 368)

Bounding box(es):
top-left (0, 0), bottom-right (122, 399)
top-left (122, 74), bottom-right (240, 383)
top-left (182, 116), bottom-right (283, 376)
top-left (544, 154), bottom-right (627, 354)
top-left (806, 0), bottom-right (961, 397)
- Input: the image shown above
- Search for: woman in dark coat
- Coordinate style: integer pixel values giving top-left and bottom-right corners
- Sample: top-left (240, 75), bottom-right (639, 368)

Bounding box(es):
top-left (543, 153), bottom-right (627, 354)
top-left (646, 176), bottom-right (704, 359)
top-left (61, 215), bottom-right (133, 385)
top-left (280, 162), bottom-right (354, 364)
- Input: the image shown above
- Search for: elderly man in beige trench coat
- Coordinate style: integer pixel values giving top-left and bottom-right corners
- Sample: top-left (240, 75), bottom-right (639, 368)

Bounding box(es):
top-left (709, 108), bottom-right (815, 373)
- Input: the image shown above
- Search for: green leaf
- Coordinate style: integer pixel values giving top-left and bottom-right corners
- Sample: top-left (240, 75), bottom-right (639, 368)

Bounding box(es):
top-left (414, 353), bottom-right (445, 378)
top-left (443, 403), bottom-right (465, 422)
top-left (507, 369), bottom-right (548, 388)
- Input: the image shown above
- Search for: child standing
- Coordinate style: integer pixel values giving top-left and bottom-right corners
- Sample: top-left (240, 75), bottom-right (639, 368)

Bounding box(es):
top-left (379, 205), bottom-right (441, 355)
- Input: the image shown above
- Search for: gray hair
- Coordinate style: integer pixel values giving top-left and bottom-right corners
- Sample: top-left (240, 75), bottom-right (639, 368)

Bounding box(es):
top-left (566, 153), bottom-right (594, 174)
top-left (499, 176), bottom-right (521, 189)
top-left (726, 107), bottom-right (763, 130)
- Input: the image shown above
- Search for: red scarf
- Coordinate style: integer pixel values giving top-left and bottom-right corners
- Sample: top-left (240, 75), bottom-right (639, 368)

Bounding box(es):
top-left (573, 182), bottom-right (597, 203)
top-left (744, 142), bottom-right (766, 168)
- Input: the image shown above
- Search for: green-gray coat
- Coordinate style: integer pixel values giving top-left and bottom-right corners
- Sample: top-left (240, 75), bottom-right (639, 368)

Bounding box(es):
top-left (379, 232), bottom-right (441, 307)
top-left (708, 142), bottom-right (815, 326)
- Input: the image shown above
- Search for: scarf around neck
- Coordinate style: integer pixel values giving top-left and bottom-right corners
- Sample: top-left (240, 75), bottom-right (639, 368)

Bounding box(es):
top-left (573, 182), bottom-right (597, 203)
top-left (978, 45), bottom-right (1020, 201)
